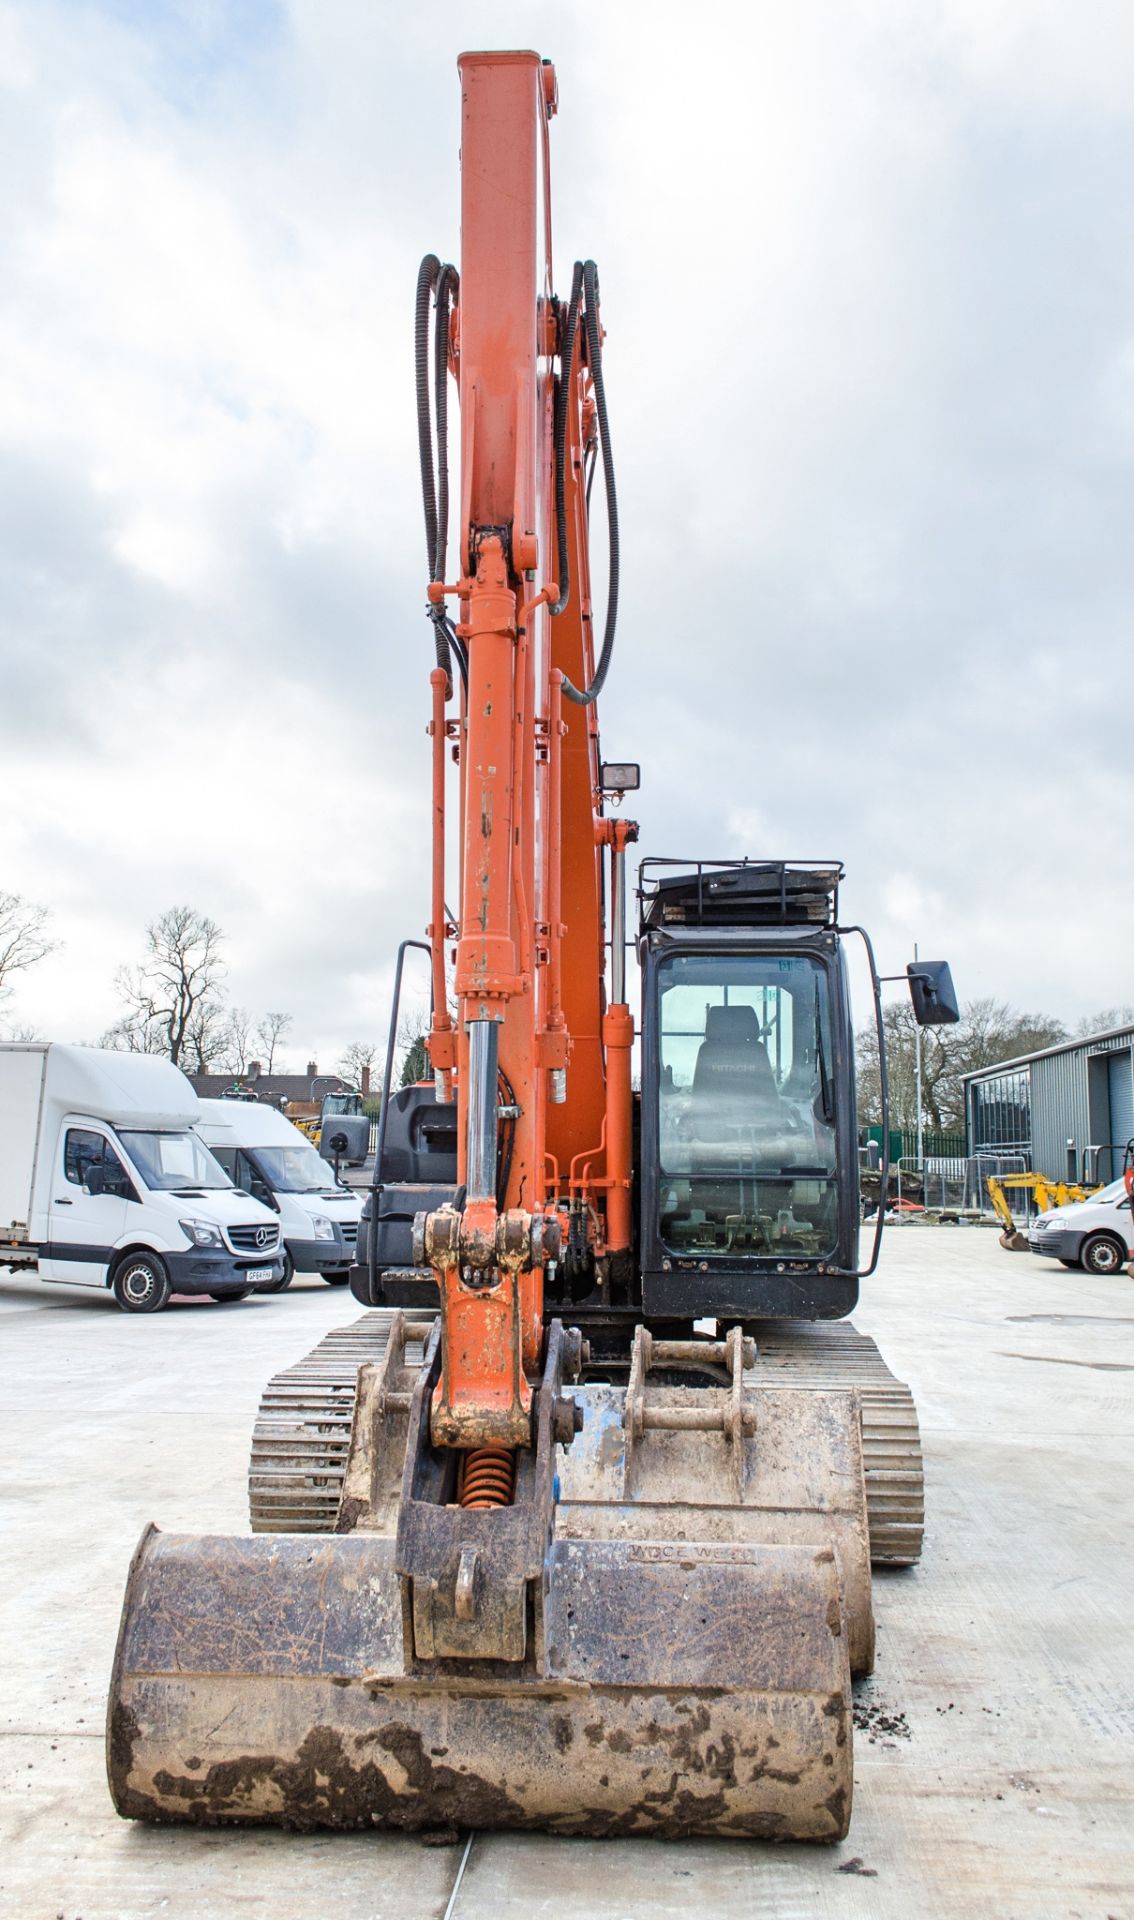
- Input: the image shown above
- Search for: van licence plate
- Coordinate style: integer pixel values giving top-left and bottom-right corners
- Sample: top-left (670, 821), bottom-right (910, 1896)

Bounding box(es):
top-left (246, 1268), bottom-right (274, 1284)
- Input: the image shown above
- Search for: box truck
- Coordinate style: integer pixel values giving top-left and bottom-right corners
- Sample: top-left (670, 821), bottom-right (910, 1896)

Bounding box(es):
top-left (195, 1097), bottom-right (362, 1288)
top-left (0, 1043), bottom-right (284, 1312)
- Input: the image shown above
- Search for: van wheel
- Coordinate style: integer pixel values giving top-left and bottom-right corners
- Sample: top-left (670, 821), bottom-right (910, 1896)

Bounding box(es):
top-left (1080, 1232), bottom-right (1127, 1275)
top-left (322, 1268), bottom-right (351, 1287)
top-left (112, 1252), bottom-right (172, 1314)
top-left (209, 1287), bottom-right (251, 1303)
top-left (257, 1251), bottom-right (294, 1294)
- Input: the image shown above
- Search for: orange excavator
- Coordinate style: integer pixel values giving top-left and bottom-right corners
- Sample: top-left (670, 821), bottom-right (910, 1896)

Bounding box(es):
top-left (107, 51), bottom-right (957, 1841)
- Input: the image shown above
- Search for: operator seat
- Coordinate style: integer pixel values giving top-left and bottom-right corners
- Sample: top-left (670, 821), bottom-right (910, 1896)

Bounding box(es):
top-left (690, 1004), bottom-right (782, 1155)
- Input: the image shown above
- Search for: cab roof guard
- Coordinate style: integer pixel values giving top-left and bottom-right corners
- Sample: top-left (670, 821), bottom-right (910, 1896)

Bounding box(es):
top-left (638, 858), bottom-right (844, 931)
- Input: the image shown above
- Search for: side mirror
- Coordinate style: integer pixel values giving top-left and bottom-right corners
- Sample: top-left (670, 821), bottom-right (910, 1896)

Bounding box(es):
top-left (908, 960), bottom-right (959, 1027)
top-left (83, 1165), bottom-right (104, 1197)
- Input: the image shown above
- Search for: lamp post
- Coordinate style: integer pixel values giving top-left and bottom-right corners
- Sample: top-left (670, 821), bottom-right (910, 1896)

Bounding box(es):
top-left (914, 941), bottom-right (924, 1173)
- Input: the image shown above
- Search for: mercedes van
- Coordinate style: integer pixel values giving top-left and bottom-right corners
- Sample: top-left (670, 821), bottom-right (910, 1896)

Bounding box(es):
top-left (195, 1098), bottom-right (362, 1289)
top-left (0, 1044), bottom-right (284, 1312)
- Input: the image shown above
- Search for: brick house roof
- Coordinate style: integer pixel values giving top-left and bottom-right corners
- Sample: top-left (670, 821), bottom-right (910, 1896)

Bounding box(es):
top-left (187, 1069), bottom-right (352, 1107)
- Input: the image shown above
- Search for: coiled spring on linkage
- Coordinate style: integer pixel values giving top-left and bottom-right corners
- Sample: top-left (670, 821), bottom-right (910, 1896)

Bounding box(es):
top-left (458, 1446), bottom-right (516, 1509)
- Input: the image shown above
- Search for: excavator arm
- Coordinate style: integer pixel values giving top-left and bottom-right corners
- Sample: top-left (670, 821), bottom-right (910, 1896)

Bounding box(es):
top-left (409, 52), bottom-right (633, 1460)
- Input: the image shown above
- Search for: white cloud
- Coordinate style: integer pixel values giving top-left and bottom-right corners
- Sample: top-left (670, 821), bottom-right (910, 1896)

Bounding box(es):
top-left (2, 0), bottom-right (1134, 1062)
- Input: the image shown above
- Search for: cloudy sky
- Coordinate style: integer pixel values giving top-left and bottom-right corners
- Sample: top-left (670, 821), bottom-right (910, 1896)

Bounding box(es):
top-left (2, 0), bottom-right (1133, 1068)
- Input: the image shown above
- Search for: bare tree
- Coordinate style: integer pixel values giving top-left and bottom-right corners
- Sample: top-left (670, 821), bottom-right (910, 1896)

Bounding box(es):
top-left (256, 1011), bottom-right (293, 1073)
top-left (951, 998), bottom-right (1067, 1079)
top-left (397, 1007), bottom-right (432, 1089)
top-left (186, 997), bottom-right (230, 1073)
top-left (222, 1006), bottom-right (254, 1074)
top-left (856, 1001), bottom-right (951, 1134)
top-left (0, 892), bottom-right (58, 1011)
top-left (1075, 1005), bottom-right (1134, 1038)
top-left (106, 907), bottom-right (226, 1066)
top-left (857, 996), bottom-right (1067, 1136)
top-left (339, 1039), bottom-right (380, 1090)
top-left (100, 1013), bottom-right (166, 1055)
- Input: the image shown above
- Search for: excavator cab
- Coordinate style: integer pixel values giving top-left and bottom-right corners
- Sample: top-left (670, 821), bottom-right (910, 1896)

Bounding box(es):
top-left (638, 860), bottom-right (860, 1323)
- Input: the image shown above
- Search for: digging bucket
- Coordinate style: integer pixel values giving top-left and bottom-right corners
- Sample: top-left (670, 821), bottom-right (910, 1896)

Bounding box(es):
top-left (107, 1521), bottom-right (853, 1840)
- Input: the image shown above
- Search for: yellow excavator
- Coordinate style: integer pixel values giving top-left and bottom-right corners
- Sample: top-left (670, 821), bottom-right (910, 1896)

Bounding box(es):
top-left (986, 1172), bottom-right (1100, 1251)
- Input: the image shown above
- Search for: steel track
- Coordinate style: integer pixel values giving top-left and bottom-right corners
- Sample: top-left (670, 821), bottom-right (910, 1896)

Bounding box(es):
top-left (748, 1322), bottom-right (925, 1565)
top-left (248, 1312), bottom-right (412, 1533)
top-left (248, 1311), bottom-right (923, 1563)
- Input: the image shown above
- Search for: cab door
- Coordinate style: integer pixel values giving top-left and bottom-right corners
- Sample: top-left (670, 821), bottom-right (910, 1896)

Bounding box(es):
top-left (42, 1127), bottom-right (132, 1286)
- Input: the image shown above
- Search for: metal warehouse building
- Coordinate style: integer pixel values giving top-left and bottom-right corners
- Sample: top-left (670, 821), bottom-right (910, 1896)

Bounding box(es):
top-left (963, 1023), bottom-right (1134, 1185)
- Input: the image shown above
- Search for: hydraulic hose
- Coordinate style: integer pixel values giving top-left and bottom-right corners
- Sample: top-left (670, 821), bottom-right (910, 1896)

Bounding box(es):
top-left (415, 256), bottom-right (441, 581)
top-left (432, 261), bottom-right (467, 694)
top-left (560, 260), bottom-right (619, 708)
top-left (415, 254), bottom-right (464, 694)
top-left (549, 261), bottom-right (584, 618)
top-left (496, 1064), bottom-right (517, 1211)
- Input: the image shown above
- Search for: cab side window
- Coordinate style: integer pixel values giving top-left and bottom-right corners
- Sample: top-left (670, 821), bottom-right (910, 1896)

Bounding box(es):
top-left (64, 1130), bottom-right (135, 1199)
top-left (235, 1151), bottom-right (261, 1194)
top-left (100, 1144), bottom-right (135, 1199)
top-left (65, 1129), bottom-right (107, 1187)
top-left (211, 1147), bottom-right (268, 1200)
top-left (235, 1150), bottom-right (274, 1204)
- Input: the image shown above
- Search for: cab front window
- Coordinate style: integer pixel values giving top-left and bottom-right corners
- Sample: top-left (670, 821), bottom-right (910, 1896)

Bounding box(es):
top-left (656, 952), bottom-right (838, 1258)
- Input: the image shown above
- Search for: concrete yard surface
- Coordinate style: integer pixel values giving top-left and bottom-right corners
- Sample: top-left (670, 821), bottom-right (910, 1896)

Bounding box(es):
top-left (1, 1233), bottom-right (1132, 1920)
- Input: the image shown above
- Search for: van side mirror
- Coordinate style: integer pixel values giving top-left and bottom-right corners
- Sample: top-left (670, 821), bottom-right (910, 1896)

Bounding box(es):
top-left (908, 960), bottom-right (960, 1027)
top-left (83, 1165), bottom-right (104, 1197)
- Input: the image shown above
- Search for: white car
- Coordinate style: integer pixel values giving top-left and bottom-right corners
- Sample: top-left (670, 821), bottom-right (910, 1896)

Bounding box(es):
top-left (1028, 1176), bottom-right (1134, 1275)
top-left (195, 1099), bottom-right (362, 1290)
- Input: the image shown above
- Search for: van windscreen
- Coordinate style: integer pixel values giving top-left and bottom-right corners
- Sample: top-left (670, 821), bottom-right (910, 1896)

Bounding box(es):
top-left (253, 1143), bottom-right (342, 1193)
top-left (120, 1131), bottom-right (233, 1192)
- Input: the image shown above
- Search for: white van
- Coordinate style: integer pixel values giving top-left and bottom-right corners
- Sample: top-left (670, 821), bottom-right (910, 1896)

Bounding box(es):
top-left (195, 1099), bottom-right (362, 1290)
top-left (1028, 1176), bottom-right (1134, 1275)
top-left (0, 1043), bottom-right (284, 1312)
